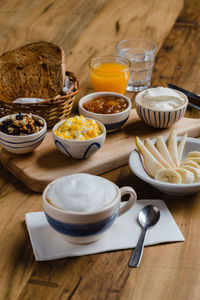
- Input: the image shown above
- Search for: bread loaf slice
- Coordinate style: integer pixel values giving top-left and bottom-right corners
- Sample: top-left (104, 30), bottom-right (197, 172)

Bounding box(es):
top-left (0, 41), bottom-right (65, 103)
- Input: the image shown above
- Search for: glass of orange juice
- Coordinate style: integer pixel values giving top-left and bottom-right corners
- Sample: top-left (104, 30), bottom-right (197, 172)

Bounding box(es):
top-left (89, 56), bottom-right (130, 94)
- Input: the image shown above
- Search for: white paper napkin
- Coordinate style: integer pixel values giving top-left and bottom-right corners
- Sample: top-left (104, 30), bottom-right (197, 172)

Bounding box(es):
top-left (25, 199), bottom-right (184, 261)
top-left (13, 98), bottom-right (44, 104)
top-left (13, 76), bottom-right (73, 104)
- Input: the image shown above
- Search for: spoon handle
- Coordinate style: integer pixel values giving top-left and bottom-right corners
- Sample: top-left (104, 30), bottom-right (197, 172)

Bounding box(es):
top-left (168, 83), bottom-right (200, 100)
top-left (128, 227), bottom-right (147, 268)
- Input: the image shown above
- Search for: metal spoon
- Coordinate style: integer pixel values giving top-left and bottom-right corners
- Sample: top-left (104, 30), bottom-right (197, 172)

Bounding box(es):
top-left (129, 205), bottom-right (160, 268)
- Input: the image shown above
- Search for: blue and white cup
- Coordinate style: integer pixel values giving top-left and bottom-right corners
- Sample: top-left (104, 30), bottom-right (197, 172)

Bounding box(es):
top-left (42, 174), bottom-right (137, 244)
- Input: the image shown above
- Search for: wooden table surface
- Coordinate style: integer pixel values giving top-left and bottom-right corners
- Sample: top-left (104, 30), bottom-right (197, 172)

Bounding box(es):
top-left (1, 0), bottom-right (200, 299)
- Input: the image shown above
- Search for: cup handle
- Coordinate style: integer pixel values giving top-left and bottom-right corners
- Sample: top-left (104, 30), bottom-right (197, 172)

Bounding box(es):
top-left (118, 186), bottom-right (137, 216)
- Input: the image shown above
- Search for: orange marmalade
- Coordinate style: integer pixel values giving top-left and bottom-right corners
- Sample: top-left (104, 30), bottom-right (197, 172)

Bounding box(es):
top-left (83, 95), bottom-right (129, 114)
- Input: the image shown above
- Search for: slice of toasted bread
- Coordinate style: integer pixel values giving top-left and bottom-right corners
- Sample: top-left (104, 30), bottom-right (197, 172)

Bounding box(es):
top-left (0, 41), bottom-right (65, 103)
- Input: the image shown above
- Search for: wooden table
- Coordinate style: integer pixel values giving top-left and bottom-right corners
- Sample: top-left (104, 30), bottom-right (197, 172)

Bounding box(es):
top-left (1, 0), bottom-right (200, 299)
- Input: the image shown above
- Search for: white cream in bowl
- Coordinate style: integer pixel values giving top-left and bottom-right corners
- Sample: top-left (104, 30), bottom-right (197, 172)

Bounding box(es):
top-left (139, 87), bottom-right (186, 110)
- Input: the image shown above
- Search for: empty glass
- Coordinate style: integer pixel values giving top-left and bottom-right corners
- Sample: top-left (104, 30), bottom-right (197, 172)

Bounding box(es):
top-left (115, 39), bottom-right (157, 92)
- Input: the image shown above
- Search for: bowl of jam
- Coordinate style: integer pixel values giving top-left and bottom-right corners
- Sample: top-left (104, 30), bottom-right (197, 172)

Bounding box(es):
top-left (78, 92), bottom-right (131, 132)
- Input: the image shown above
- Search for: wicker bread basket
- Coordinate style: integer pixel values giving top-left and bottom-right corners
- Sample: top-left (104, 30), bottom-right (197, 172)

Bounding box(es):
top-left (0, 71), bottom-right (79, 128)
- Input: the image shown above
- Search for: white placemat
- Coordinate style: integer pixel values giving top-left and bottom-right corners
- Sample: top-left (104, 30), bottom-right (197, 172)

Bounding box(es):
top-left (25, 199), bottom-right (184, 261)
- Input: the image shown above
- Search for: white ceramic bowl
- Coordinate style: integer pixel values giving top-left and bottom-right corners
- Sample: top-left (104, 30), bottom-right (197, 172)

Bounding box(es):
top-left (129, 137), bottom-right (200, 196)
top-left (0, 114), bottom-right (47, 154)
top-left (135, 88), bottom-right (188, 128)
top-left (52, 118), bottom-right (106, 159)
top-left (78, 92), bottom-right (132, 132)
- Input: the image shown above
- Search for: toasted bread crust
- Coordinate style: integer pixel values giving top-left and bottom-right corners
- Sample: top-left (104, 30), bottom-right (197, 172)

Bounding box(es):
top-left (0, 41), bottom-right (65, 103)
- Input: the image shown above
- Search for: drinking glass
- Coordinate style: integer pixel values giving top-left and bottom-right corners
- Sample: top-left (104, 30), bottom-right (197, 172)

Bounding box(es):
top-left (89, 56), bottom-right (130, 94)
top-left (115, 39), bottom-right (157, 92)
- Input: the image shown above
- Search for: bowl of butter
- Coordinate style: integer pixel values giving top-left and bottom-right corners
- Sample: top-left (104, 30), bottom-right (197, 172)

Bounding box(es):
top-left (135, 87), bottom-right (188, 128)
top-left (52, 115), bottom-right (106, 159)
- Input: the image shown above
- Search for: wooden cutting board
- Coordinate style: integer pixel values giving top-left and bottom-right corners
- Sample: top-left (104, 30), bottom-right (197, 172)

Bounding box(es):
top-left (1, 109), bottom-right (200, 192)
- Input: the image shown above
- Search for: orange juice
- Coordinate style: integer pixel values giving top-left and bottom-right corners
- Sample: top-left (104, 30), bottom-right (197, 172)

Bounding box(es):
top-left (90, 62), bottom-right (130, 94)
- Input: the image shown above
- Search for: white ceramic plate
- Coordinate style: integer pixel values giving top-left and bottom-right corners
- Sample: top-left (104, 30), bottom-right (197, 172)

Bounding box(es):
top-left (129, 137), bottom-right (200, 196)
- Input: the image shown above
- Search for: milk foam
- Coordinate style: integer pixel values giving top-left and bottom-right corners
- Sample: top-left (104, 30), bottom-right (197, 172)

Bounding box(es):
top-left (46, 174), bottom-right (117, 213)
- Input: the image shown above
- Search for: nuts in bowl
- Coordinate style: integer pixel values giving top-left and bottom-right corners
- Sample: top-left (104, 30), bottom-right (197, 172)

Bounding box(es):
top-left (135, 87), bottom-right (188, 128)
top-left (78, 92), bottom-right (131, 132)
top-left (52, 115), bottom-right (106, 159)
top-left (0, 113), bottom-right (44, 135)
top-left (0, 113), bottom-right (47, 154)
top-left (129, 130), bottom-right (200, 195)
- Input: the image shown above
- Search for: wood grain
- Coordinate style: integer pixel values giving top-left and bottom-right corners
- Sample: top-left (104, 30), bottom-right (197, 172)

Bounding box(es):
top-left (2, 0), bottom-right (200, 299)
top-left (66, 0), bottom-right (184, 105)
top-left (151, 0), bottom-right (200, 120)
top-left (1, 111), bottom-right (200, 192)
top-left (0, 0), bottom-right (108, 54)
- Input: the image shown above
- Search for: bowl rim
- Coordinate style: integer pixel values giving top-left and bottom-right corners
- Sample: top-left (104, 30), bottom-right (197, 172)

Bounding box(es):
top-left (78, 91), bottom-right (132, 117)
top-left (0, 113), bottom-right (47, 138)
top-left (129, 136), bottom-right (200, 188)
top-left (135, 87), bottom-right (188, 112)
top-left (52, 116), bottom-right (106, 143)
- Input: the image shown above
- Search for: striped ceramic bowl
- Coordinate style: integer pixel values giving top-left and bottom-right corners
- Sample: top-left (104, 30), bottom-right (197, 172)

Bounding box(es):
top-left (135, 88), bottom-right (188, 128)
top-left (0, 114), bottom-right (47, 154)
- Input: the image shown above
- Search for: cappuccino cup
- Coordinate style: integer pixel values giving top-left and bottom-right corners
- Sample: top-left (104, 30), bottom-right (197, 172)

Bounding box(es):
top-left (42, 173), bottom-right (137, 244)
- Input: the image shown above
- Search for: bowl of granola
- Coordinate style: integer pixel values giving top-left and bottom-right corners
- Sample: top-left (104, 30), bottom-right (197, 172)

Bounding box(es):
top-left (0, 113), bottom-right (47, 154)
